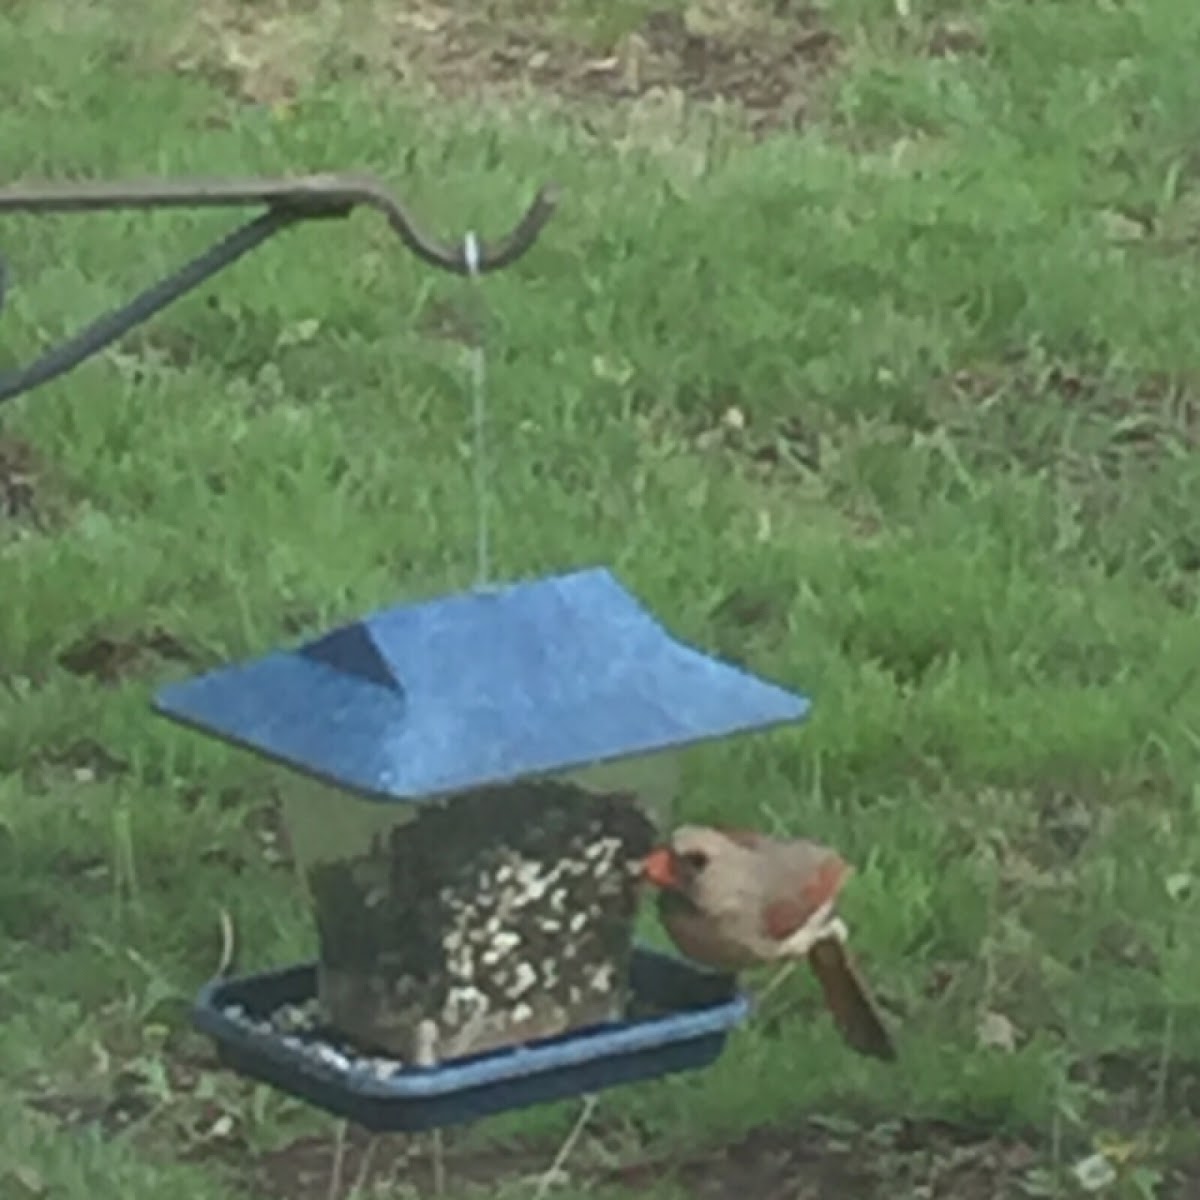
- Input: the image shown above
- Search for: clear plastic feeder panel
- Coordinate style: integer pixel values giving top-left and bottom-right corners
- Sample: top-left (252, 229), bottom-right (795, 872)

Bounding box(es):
top-left (279, 757), bottom-right (675, 1066)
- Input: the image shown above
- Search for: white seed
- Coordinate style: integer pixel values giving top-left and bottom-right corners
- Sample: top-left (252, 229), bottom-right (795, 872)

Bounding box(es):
top-left (518, 877), bottom-right (549, 903)
top-left (539, 861), bottom-right (566, 887)
top-left (538, 917), bottom-right (562, 934)
top-left (506, 961), bottom-right (538, 999)
top-left (583, 837), bottom-right (621, 861)
top-left (589, 963), bottom-right (616, 993)
top-left (549, 888), bottom-right (568, 913)
top-left (514, 860), bottom-right (542, 888)
top-left (312, 1043), bottom-right (351, 1072)
top-left (443, 984), bottom-right (488, 1026)
top-left (412, 1019), bottom-right (440, 1068)
top-left (490, 930), bottom-right (521, 955)
top-left (568, 912), bottom-right (588, 934)
top-left (512, 1002), bottom-right (534, 1024)
top-left (366, 1057), bottom-right (401, 1079)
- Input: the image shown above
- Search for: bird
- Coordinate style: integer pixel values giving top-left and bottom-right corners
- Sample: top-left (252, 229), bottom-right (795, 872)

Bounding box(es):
top-left (640, 824), bottom-right (896, 1061)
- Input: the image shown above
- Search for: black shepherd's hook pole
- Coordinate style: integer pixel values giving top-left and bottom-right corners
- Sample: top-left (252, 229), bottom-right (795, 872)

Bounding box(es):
top-left (0, 173), bottom-right (558, 407)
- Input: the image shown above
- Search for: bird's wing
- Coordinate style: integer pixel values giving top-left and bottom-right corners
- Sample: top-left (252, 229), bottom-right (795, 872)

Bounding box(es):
top-left (760, 854), bottom-right (849, 942)
top-left (806, 937), bottom-right (896, 1062)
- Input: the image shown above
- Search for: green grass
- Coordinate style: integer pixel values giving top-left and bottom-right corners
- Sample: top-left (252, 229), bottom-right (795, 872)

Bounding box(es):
top-left (3, 0), bottom-right (1200, 1195)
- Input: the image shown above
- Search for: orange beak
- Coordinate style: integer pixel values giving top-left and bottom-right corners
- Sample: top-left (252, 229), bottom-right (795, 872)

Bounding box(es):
top-left (641, 846), bottom-right (680, 890)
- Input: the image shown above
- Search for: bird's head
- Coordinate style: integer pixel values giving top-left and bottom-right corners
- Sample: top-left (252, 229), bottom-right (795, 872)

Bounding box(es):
top-left (639, 825), bottom-right (758, 913)
top-left (641, 824), bottom-right (851, 935)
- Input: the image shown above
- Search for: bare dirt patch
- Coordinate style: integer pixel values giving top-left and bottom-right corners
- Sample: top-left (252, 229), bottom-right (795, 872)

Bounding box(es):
top-left (942, 357), bottom-right (1200, 475)
top-left (0, 432), bottom-right (62, 527)
top-left (56, 625), bottom-right (197, 685)
top-left (164, 0), bottom-right (840, 135)
top-left (190, 1113), bottom-right (1171, 1200)
top-left (415, 6), bottom-right (839, 133)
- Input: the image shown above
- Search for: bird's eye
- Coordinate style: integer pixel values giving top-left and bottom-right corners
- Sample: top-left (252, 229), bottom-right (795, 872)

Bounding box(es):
top-left (680, 850), bottom-right (709, 872)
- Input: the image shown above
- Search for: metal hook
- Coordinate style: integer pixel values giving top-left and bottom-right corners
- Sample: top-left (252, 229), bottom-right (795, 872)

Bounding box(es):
top-left (0, 173), bottom-right (558, 406)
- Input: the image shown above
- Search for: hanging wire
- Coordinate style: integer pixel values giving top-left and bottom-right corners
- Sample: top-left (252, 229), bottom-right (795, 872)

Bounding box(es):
top-left (462, 230), bottom-right (491, 589)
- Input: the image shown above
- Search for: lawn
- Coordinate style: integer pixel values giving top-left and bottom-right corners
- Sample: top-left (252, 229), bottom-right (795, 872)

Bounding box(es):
top-left (3, 0), bottom-right (1200, 1195)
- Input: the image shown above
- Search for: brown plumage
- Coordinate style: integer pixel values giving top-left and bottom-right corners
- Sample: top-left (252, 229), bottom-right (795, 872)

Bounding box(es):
top-left (641, 825), bottom-right (895, 1061)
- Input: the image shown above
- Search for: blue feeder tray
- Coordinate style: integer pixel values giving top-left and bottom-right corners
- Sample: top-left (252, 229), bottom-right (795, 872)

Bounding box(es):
top-left (193, 946), bottom-right (749, 1132)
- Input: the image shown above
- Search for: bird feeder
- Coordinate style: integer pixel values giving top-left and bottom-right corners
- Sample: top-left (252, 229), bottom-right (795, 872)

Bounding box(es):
top-left (2, 172), bottom-right (814, 1131)
top-left (157, 566), bottom-right (810, 1130)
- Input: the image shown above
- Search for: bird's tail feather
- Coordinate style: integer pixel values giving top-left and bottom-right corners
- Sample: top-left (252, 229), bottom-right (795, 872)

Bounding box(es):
top-left (807, 937), bottom-right (896, 1062)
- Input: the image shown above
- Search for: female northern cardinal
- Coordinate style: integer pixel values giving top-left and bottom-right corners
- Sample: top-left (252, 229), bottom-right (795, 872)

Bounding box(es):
top-left (641, 825), bottom-right (896, 1061)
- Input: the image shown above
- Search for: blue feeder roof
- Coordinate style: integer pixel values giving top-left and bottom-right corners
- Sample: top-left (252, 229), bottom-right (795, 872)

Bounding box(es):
top-left (154, 567), bottom-right (810, 802)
